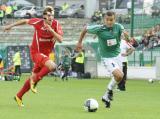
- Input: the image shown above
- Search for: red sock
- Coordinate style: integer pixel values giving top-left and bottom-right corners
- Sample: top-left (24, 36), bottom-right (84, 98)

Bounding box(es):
top-left (17, 78), bottom-right (30, 100)
top-left (33, 66), bottom-right (51, 83)
top-left (16, 67), bottom-right (51, 99)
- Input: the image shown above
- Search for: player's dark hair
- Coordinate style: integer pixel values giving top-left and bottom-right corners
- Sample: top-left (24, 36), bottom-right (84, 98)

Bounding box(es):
top-left (105, 11), bottom-right (116, 17)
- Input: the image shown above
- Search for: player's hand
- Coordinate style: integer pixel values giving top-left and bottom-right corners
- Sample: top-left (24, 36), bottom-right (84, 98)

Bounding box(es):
top-left (3, 25), bottom-right (12, 32)
top-left (45, 24), bottom-right (54, 32)
top-left (76, 42), bottom-right (83, 51)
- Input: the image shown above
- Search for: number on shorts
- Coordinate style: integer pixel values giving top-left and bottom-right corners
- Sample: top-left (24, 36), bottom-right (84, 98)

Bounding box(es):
top-left (111, 63), bottom-right (115, 67)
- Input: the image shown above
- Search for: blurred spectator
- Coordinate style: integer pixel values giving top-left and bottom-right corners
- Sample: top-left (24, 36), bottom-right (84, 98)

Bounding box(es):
top-left (80, 5), bottom-right (84, 10)
top-left (5, 5), bottom-right (13, 18)
top-left (75, 48), bottom-right (85, 79)
top-left (61, 50), bottom-right (71, 81)
top-left (1, 4), bottom-right (6, 23)
top-left (12, 2), bottom-right (18, 13)
top-left (0, 54), bottom-right (3, 69)
top-left (139, 24), bottom-right (160, 50)
top-left (0, 8), bottom-right (4, 25)
top-left (139, 50), bottom-right (144, 66)
top-left (91, 10), bottom-right (102, 23)
top-left (1, 4), bottom-right (6, 14)
top-left (127, 0), bottom-right (131, 15)
top-left (13, 50), bottom-right (21, 78)
top-left (71, 49), bottom-right (78, 73)
top-left (0, 54), bottom-right (4, 80)
top-left (62, 2), bottom-right (69, 12)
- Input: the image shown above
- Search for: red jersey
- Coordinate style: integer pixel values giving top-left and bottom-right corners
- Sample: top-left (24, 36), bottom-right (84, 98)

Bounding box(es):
top-left (28, 18), bottom-right (63, 56)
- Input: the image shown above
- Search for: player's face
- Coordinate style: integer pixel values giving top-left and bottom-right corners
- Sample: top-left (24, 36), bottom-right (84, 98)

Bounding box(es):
top-left (104, 15), bottom-right (115, 27)
top-left (43, 11), bottom-right (54, 25)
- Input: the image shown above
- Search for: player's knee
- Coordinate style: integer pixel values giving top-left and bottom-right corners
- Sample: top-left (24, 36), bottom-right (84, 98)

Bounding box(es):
top-left (114, 71), bottom-right (123, 82)
top-left (48, 62), bottom-right (57, 71)
top-left (30, 73), bottom-right (37, 82)
top-left (118, 73), bottom-right (123, 81)
top-left (45, 60), bottom-right (57, 71)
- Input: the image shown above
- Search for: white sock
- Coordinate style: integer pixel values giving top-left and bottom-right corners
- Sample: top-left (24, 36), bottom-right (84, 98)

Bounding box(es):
top-left (107, 77), bottom-right (117, 90)
top-left (103, 77), bottom-right (117, 100)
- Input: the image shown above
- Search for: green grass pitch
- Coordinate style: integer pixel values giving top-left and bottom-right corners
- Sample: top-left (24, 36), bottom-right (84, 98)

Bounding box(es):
top-left (0, 75), bottom-right (160, 119)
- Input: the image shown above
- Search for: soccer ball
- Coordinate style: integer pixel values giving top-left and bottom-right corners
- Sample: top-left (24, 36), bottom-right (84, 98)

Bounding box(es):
top-left (148, 78), bottom-right (154, 83)
top-left (84, 98), bottom-right (99, 112)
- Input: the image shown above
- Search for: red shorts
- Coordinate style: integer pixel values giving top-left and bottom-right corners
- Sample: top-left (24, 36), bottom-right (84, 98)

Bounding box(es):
top-left (31, 53), bottom-right (49, 73)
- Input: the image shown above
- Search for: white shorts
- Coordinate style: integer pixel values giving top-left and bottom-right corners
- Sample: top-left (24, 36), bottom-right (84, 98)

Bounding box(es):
top-left (102, 55), bottom-right (122, 74)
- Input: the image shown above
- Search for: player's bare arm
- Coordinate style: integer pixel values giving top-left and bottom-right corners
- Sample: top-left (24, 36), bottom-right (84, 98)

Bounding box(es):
top-left (126, 47), bottom-right (135, 55)
top-left (4, 19), bottom-right (29, 32)
top-left (121, 46), bottom-right (135, 56)
top-left (122, 31), bottom-right (130, 41)
top-left (76, 27), bottom-right (87, 49)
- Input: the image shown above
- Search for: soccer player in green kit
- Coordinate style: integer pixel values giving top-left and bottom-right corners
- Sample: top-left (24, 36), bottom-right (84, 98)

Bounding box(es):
top-left (76, 11), bottom-right (129, 108)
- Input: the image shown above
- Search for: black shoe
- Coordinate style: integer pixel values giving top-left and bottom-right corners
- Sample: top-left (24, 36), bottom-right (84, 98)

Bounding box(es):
top-left (119, 88), bottom-right (126, 91)
top-left (61, 77), bottom-right (64, 81)
top-left (102, 98), bottom-right (111, 108)
top-left (105, 100), bottom-right (110, 108)
top-left (117, 87), bottom-right (126, 91)
top-left (108, 90), bottom-right (113, 101)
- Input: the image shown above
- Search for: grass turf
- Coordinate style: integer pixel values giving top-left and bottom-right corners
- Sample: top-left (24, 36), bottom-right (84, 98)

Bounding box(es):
top-left (0, 75), bottom-right (160, 119)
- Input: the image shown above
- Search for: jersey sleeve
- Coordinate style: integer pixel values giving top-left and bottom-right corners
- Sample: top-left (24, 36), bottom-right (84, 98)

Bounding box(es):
top-left (119, 23), bottom-right (125, 35)
top-left (52, 20), bottom-right (63, 36)
top-left (56, 21), bottom-right (63, 36)
top-left (28, 18), bottom-right (41, 29)
top-left (86, 25), bottom-right (102, 34)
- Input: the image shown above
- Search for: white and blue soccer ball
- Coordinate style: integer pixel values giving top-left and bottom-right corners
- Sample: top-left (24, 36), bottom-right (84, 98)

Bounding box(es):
top-left (84, 98), bottom-right (99, 112)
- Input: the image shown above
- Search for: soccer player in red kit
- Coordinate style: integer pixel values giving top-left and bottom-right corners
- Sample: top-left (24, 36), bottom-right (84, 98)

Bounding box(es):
top-left (4, 6), bottom-right (63, 107)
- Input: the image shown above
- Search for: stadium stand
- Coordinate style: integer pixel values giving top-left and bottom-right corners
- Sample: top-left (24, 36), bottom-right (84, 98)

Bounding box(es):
top-left (0, 18), bottom-right (90, 43)
top-left (0, 17), bottom-right (160, 68)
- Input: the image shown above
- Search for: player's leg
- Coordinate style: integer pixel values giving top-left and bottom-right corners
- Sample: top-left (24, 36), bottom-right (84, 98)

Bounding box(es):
top-left (15, 64), bottom-right (41, 106)
top-left (0, 18), bottom-right (2, 25)
top-left (15, 65), bottom-right (18, 75)
top-left (16, 65), bottom-right (21, 81)
top-left (18, 65), bottom-right (21, 76)
top-left (65, 68), bottom-right (69, 80)
top-left (29, 53), bottom-right (56, 92)
top-left (35, 59), bottom-right (56, 83)
top-left (118, 62), bottom-right (127, 91)
top-left (61, 69), bottom-right (65, 81)
top-left (102, 58), bottom-right (123, 108)
top-left (15, 78), bottom-right (30, 107)
top-left (102, 69), bottom-right (123, 107)
top-left (61, 68), bottom-right (67, 81)
top-left (15, 73), bottom-right (40, 106)
top-left (123, 62), bottom-right (127, 89)
top-left (30, 59), bottom-right (57, 92)
top-left (108, 68), bottom-right (123, 93)
top-left (15, 56), bottom-right (43, 105)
